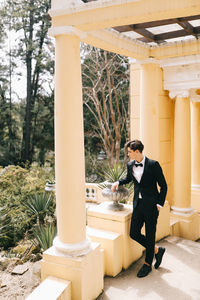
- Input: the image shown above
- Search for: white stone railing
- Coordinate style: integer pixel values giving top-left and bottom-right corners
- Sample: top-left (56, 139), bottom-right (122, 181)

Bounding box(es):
top-left (85, 183), bottom-right (105, 203)
top-left (45, 182), bottom-right (105, 203)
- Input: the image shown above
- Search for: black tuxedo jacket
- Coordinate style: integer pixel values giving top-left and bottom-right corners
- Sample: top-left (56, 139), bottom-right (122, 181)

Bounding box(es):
top-left (119, 157), bottom-right (167, 209)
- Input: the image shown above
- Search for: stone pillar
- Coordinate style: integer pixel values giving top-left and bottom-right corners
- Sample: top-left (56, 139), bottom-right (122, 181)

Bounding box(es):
top-left (139, 63), bottom-right (163, 159)
top-left (41, 28), bottom-right (103, 300)
top-left (191, 101), bottom-right (200, 187)
top-left (172, 93), bottom-right (193, 213)
top-left (191, 100), bottom-right (200, 211)
top-left (135, 62), bottom-right (173, 204)
top-left (53, 33), bottom-right (90, 254)
top-left (169, 91), bottom-right (200, 240)
top-left (129, 61), bottom-right (141, 140)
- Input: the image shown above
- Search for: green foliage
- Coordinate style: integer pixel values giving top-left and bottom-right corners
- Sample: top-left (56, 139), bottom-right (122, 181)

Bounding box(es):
top-left (98, 163), bottom-right (134, 201)
top-left (0, 0), bottom-right (54, 166)
top-left (100, 163), bottom-right (127, 183)
top-left (33, 224), bottom-right (57, 251)
top-left (0, 206), bottom-right (15, 249)
top-left (0, 164), bottom-right (55, 249)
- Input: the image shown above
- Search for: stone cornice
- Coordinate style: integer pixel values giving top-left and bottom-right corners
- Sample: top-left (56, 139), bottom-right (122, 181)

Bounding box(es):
top-left (48, 26), bottom-right (87, 39)
top-left (50, 0), bottom-right (139, 17)
top-left (162, 61), bottom-right (200, 99)
top-left (160, 54), bottom-right (200, 67)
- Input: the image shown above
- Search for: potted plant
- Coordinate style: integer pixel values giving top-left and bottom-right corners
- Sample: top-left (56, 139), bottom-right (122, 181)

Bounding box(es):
top-left (99, 163), bottom-right (133, 211)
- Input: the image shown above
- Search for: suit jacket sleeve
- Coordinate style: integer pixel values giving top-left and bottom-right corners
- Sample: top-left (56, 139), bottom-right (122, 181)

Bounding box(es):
top-left (153, 161), bottom-right (167, 207)
top-left (118, 163), bottom-right (132, 186)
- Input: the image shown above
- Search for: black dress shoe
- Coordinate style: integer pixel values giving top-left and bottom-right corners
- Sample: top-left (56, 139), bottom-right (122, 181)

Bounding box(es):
top-left (154, 247), bottom-right (166, 269)
top-left (137, 264), bottom-right (152, 278)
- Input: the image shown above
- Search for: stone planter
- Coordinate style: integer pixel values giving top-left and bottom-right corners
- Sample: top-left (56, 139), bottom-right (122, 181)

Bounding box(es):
top-left (45, 183), bottom-right (55, 192)
top-left (101, 181), bottom-right (129, 211)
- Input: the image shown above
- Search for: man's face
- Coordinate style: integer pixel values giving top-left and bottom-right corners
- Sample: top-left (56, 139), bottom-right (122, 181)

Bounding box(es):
top-left (127, 147), bottom-right (137, 160)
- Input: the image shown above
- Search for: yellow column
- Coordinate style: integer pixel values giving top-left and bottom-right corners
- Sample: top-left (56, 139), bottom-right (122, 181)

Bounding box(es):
top-left (41, 29), bottom-right (103, 300)
top-left (191, 100), bottom-right (200, 211)
top-left (140, 63), bottom-right (162, 159)
top-left (191, 101), bottom-right (200, 187)
top-left (169, 92), bottom-right (200, 240)
top-left (172, 95), bottom-right (193, 213)
top-left (53, 33), bottom-right (90, 254)
top-left (129, 60), bottom-right (141, 140)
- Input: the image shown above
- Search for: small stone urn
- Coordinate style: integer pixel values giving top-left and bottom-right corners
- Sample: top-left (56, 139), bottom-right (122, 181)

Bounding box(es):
top-left (45, 182), bottom-right (55, 192)
top-left (101, 181), bottom-right (129, 211)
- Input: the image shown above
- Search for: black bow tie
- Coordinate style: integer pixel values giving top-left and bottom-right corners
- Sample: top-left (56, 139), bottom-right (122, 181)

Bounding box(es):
top-left (135, 163), bottom-right (143, 167)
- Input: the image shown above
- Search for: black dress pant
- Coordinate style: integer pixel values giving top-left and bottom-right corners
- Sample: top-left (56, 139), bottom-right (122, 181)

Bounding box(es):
top-left (130, 198), bottom-right (159, 265)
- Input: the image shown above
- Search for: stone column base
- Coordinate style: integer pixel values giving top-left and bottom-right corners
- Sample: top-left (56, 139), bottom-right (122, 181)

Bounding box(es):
top-left (41, 242), bottom-right (103, 300)
top-left (191, 186), bottom-right (200, 212)
top-left (170, 209), bottom-right (200, 240)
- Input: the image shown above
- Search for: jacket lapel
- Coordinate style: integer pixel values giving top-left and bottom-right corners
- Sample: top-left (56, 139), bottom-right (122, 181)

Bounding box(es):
top-left (140, 156), bottom-right (149, 183)
top-left (129, 160), bottom-right (139, 183)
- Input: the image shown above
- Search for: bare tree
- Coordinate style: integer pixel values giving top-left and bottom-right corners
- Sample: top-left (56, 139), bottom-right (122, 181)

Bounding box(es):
top-left (82, 45), bottom-right (130, 166)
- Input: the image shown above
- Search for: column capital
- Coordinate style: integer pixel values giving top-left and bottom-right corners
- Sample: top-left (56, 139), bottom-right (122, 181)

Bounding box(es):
top-left (48, 26), bottom-right (87, 39)
top-left (161, 56), bottom-right (200, 98)
top-left (169, 89), bottom-right (189, 99)
top-left (129, 57), bottom-right (159, 65)
top-left (190, 89), bottom-right (200, 102)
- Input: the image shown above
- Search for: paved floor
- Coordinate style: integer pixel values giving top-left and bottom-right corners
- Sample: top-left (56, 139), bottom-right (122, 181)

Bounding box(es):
top-left (97, 236), bottom-right (200, 300)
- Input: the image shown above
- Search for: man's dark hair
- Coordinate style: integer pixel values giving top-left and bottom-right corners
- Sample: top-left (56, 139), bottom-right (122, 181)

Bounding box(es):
top-left (126, 140), bottom-right (144, 153)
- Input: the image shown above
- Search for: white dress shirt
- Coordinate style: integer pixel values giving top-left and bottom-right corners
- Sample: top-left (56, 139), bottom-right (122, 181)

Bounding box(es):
top-left (133, 156), bottom-right (146, 184)
top-left (133, 156), bottom-right (146, 198)
top-left (133, 156), bottom-right (161, 208)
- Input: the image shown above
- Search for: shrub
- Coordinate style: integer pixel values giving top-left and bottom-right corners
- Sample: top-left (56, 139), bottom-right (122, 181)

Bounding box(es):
top-left (0, 206), bottom-right (15, 249)
top-left (24, 193), bottom-right (55, 225)
top-left (0, 164), bottom-right (55, 249)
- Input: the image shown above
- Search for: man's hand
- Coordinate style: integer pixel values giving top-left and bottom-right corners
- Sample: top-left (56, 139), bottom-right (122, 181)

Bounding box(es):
top-left (156, 204), bottom-right (161, 212)
top-left (112, 181), bottom-right (119, 192)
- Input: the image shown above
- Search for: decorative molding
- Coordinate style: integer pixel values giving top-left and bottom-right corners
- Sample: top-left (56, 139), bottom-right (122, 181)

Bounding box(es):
top-left (169, 89), bottom-right (189, 99)
top-left (48, 26), bottom-right (87, 39)
top-left (53, 236), bottom-right (92, 257)
top-left (162, 61), bottom-right (200, 98)
top-left (129, 57), bottom-right (159, 65)
top-left (190, 89), bottom-right (200, 103)
top-left (160, 54), bottom-right (200, 68)
top-left (85, 28), bottom-right (149, 60)
top-left (191, 184), bottom-right (200, 190)
top-left (171, 205), bottom-right (195, 216)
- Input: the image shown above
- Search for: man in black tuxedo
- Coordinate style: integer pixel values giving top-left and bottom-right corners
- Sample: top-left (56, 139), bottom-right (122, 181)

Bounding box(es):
top-left (112, 140), bottom-right (167, 277)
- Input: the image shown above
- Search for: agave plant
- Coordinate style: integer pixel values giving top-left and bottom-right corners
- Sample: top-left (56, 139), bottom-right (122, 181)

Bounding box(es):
top-left (24, 193), bottom-right (55, 225)
top-left (33, 224), bottom-right (57, 251)
top-left (98, 163), bottom-right (134, 202)
top-left (101, 163), bottom-right (127, 182)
